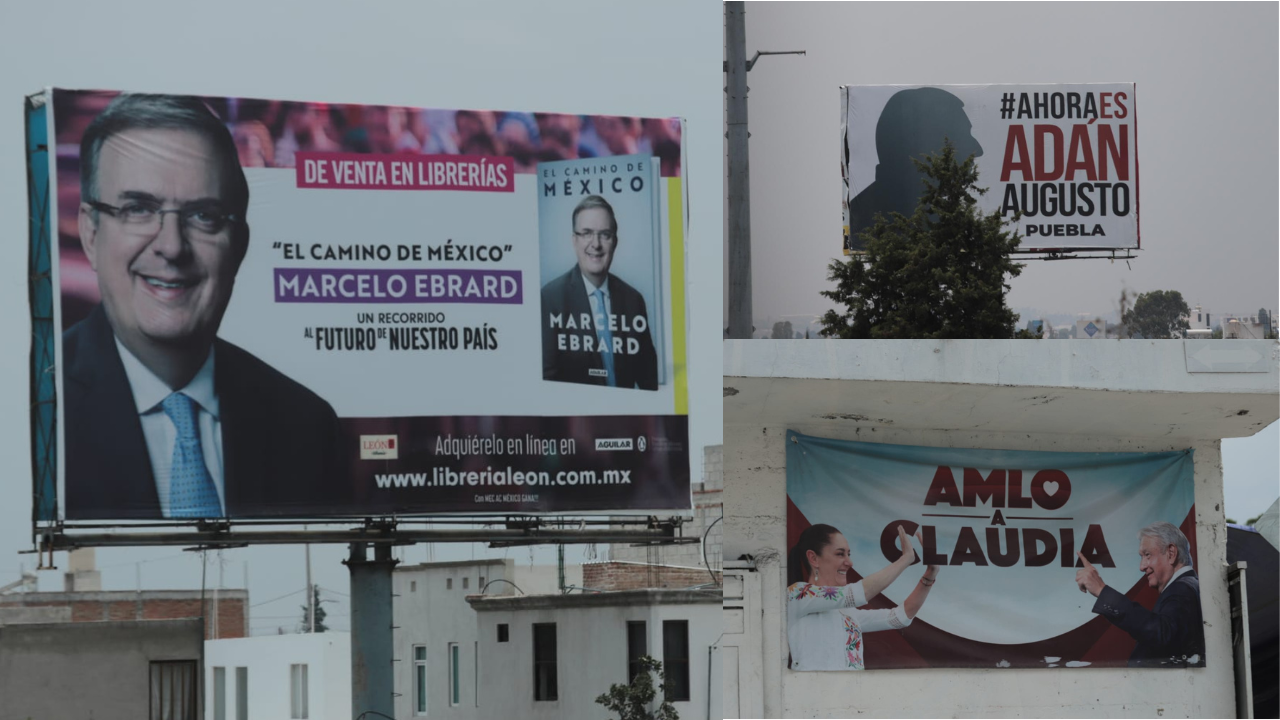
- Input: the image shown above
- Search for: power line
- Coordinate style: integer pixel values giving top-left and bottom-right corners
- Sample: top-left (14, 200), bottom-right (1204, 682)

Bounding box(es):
top-left (249, 587), bottom-right (307, 608)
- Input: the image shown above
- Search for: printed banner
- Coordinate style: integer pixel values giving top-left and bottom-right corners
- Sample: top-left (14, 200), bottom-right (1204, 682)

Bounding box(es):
top-left (785, 431), bottom-right (1202, 670)
top-left (841, 83), bottom-right (1139, 254)
top-left (41, 88), bottom-right (689, 520)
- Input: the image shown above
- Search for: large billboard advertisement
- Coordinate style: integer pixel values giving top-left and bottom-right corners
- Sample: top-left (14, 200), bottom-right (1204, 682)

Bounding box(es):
top-left (841, 83), bottom-right (1139, 254)
top-left (36, 88), bottom-right (691, 520)
top-left (785, 431), bottom-right (1204, 670)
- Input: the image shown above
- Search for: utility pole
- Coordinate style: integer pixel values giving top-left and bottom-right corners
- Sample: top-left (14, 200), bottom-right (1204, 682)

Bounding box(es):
top-left (306, 544), bottom-right (314, 633)
top-left (348, 542), bottom-right (397, 719)
top-left (725, 2), bottom-right (804, 339)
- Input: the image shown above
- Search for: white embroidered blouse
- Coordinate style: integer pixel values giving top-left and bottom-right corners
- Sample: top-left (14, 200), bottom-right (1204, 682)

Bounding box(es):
top-left (786, 580), bottom-right (912, 671)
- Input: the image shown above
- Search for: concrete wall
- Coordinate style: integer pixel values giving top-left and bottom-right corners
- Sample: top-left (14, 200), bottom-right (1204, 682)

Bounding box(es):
top-left (471, 591), bottom-right (722, 720)
top-left (0, 619), bottom-right (203, 719)
top-left (205, 632), bottom-right (350, 720)
top-left (725, 423), bottom-right (1235, 718)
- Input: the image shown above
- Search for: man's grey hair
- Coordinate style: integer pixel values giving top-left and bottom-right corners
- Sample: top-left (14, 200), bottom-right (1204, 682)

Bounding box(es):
top-left (1138, 521), bottom-right (1192, 568)
top-left (79, 93), bottom-right (250, 240)
top-left (571, 194), bottom-right (617, 233)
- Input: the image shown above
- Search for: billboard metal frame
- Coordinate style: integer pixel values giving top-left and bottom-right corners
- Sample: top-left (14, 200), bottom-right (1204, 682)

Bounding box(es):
top-left (34, 515), bottom-right (697, 554)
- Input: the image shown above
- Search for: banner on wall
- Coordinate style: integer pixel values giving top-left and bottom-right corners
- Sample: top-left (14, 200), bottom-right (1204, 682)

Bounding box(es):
top-left (841, 83), bottom-right (1139, 254)
top-left (785, 431), bottom-right (1202, 670)
top-left (35, 88), bottom-right (691, 520)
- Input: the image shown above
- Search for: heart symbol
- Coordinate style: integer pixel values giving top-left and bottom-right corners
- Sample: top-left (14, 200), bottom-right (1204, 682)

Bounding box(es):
top-left (1042, 480), bottom-right (1059, 496)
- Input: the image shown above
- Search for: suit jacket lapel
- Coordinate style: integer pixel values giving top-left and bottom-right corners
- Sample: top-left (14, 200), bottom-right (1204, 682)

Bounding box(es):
top-left (216, 340), bottom-right (267, 513)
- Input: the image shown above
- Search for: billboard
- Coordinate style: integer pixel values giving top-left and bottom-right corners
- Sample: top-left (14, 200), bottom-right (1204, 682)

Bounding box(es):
top-left (33, 88), bottom-right (691, 521)
top-left (785, 431), bottom-right (1203, 670)
top-left (842, 83), bottom-right (1139, 254)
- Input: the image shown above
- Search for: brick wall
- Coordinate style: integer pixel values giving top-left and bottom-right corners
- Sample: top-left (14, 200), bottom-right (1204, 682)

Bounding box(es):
top-left (0, 591), bottom-right (247, 639)
top-left (583, 561), bottom-right (721, 591)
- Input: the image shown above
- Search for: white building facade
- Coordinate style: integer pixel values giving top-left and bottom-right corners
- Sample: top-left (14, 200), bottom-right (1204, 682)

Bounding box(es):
top-left (204, 632), bottom-right (351, 720)
top-left (468, 589), bottom-right (722, 720)
top-left (723, 339), bottom-right (1278, 718)
top-left (391, 559), bottom-right (719, 720)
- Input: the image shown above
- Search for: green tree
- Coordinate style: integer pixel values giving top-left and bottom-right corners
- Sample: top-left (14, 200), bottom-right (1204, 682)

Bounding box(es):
top-left (595, 656), bottom-right (678, 720)
top-left (820, 140), bottom-right (1024, 338)
top-left (1124, 290), bottom-right (1191, 339)
top-left (770, 320), bottom-right (793, 340)
top-left (299, 586), bottom-right (328, 633)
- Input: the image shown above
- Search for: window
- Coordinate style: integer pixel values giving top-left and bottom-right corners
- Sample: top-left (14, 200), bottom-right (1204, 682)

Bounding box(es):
top-left (413, 646), bottom-right (427, 715)
top-left (462, 577), bottom-right (469, 590)
top-left (627, 621), bottom-right (647, 681)
top-left (290, 664), bottom-right (309, 719)
top-left (662, 620), bottom-right (690, 702)
top-left (410, 580), bottom-right (417, 592)
top-left (213, 666), bottom-right (226, 720)
top-left (149, 660), bottom-right (198, 720)
top-left (235, 667), bottom-right (248, 720)
top-left (479, 576), bottom-right (486, 591)
top-left (533, 623), bottom-right (558, 701)
top-left (447, 578), bottom-right (453, 590)
top-left (497, 624), bottom-right (509, 642)
top-left (449, 642), bottom-right (461, 706)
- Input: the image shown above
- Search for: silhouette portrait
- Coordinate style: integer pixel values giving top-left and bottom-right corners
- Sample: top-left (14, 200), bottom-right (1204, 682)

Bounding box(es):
top-left (847, 87), bottom-right (982, 253)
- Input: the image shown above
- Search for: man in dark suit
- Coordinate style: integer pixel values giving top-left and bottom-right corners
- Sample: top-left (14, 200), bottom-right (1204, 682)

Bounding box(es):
top-left (1075, 522), bottom-right (1206, 667)
top-left (541, 195), bottom-right (658, 390)
top-left (62, 93), bottom-right (343, 519)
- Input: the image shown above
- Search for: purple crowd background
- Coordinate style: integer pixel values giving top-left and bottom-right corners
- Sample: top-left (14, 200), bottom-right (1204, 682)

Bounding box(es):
top-left (52, 90), bottom-right (683, 328)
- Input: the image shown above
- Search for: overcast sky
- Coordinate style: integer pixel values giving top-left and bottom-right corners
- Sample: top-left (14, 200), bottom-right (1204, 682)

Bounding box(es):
top-left (0, 0), bottom-right (722, 632)
top-left (727, 1), bottom-right (1278, 328)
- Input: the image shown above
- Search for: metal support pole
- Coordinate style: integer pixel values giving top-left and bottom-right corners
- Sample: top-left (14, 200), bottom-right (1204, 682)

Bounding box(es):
top-left (726, 1), bottom-right (752, 339)
top-left (348, 542), bottom-right (397, 719)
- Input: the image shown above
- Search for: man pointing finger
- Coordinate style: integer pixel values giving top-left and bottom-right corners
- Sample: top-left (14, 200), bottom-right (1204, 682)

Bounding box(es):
top-left (1073, 522), bottom-right (1205, 667)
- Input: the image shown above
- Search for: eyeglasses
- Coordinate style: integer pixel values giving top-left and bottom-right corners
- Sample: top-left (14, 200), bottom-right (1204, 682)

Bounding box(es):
top-left (88, 200), bottom-right (238, 236)
top-left (574, 229), bottom-right (616, 243)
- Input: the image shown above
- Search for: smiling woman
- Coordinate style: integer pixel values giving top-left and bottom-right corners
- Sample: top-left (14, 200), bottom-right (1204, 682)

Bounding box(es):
top-left (786, 523), bottom-right (941, 670)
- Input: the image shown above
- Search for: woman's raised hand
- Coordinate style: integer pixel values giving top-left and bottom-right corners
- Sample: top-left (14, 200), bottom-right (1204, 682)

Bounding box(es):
top-left (896, 525), bottom-right (916, 565)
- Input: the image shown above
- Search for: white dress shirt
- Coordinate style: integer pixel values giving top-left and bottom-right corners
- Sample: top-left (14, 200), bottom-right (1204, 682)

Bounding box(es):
top-left (115, 338), bottom-right (225, 517)
top-left (1165, 565), bottom-right (1194, 591)
top-left (787, 580), bottom-right (912, 671)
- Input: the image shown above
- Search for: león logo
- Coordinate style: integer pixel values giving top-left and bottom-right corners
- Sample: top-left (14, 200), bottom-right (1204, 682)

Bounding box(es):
top-left (360, 435), bottom-right (399, 460)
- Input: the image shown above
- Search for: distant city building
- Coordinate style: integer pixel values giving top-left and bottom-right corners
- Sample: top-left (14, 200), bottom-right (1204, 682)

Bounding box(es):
top-left (1221, 312), bottom-right (1272, 339)
top-left (206, 632), bottom-right (351, 720)
top-left (1074, 318), bottom-right (1106, 339)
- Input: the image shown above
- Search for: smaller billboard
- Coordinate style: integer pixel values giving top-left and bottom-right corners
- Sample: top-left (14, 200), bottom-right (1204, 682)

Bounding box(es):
top-left (842, 83), bottom-right (1139, 254)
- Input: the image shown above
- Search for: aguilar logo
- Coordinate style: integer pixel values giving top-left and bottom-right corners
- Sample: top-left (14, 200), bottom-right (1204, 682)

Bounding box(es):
top-left (360, 435), bottom-right (399, 460)
top-left (595, 438), bottom-right (634, 451)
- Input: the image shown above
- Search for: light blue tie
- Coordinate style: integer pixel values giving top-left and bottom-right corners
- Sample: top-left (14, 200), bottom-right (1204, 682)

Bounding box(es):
top-left (162, 392), bottom-right (222, 517)
top-left (592, 288), bottom-right (617, 387)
